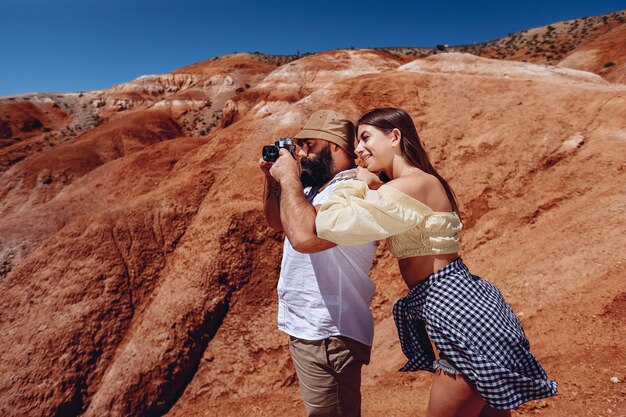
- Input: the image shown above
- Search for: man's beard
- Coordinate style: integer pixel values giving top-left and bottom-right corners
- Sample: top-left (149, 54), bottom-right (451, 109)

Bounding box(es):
top-left (300, 145), bottom-right (334, 187)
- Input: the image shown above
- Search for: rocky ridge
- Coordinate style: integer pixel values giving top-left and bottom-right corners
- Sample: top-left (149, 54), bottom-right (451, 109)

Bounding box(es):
top-left (0, 9), bottom-right (625, 417)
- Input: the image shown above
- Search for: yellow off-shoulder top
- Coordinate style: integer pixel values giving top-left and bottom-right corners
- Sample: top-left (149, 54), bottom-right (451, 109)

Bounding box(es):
top-left (315, 181), bottom-right (462, 259)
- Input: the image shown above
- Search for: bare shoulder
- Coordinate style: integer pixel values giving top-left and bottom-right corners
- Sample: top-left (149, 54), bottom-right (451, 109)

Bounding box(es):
top-left (386, 173), bottom-right (452, 212)
top-left (386, 175), bottom-right (430, 198)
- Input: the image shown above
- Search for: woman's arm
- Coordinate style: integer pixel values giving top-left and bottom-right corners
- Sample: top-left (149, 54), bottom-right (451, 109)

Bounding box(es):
top-left (316, 181), bottom-right (422, 246)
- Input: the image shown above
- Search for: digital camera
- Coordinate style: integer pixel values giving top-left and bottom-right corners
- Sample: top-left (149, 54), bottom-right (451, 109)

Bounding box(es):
top-left (262, 137), bottom-right (296, 162)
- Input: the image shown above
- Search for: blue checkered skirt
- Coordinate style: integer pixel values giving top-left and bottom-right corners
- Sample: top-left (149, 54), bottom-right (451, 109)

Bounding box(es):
top-left (393, 258), bottom-right (558, 409)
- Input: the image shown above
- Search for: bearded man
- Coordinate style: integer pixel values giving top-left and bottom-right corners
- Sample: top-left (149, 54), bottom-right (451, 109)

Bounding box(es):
top-left (259, 110), bottom-right (376, 417)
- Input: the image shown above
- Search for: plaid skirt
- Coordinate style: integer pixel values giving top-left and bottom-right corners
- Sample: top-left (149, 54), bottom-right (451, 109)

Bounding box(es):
top-left (393, 258), bottom-right (558, 409)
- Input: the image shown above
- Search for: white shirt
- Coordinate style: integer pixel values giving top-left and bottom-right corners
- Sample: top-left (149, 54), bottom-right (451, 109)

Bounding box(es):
top-left (277, 170), bottom-right (377, 346)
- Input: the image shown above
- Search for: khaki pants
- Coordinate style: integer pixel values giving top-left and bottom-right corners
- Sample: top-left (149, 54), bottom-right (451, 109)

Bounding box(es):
top-left (288, 336), bottom-right (371, 417)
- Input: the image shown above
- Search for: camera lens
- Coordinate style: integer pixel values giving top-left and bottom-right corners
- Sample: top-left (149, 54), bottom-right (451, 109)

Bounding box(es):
top-left (262, 145), bottom-right (279, 162)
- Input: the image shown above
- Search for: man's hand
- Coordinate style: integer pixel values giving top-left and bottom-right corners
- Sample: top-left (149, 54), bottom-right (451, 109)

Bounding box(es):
top-left (259, 158), bottom-right (274, 180)
top-left (269, 149), bottom-right (301, 185)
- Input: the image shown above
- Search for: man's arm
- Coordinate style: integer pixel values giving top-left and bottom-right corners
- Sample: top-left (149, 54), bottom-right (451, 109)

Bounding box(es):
top-left (269, 149), bottom-right (336, 253)
top-left (260, 159), bottom-right (283, 231)
top-left (278, 176), bottom-right (336, 253)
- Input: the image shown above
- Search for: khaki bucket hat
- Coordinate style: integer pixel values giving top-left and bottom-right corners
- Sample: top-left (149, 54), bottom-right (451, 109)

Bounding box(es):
top-left (294, 110), bottom-right (356, 158)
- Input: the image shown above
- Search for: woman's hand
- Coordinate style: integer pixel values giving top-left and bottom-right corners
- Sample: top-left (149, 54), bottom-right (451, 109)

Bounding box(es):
top-left (356, 167), bottom-right (384, 190)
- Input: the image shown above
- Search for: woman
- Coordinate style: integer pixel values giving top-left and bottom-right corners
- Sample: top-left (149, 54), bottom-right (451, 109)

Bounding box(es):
top-left (315, 108), bottom-right (557, 417)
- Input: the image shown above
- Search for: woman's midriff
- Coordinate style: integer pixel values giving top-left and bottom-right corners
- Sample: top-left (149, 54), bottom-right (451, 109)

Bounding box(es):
top-left (398, 253), bottom-right (459, 289)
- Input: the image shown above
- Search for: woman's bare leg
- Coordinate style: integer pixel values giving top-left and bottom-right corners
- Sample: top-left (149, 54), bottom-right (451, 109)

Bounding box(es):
top-left (478, 404), bottom-right (511, 417)
top-left (426, 371), bottom-right (485, 417)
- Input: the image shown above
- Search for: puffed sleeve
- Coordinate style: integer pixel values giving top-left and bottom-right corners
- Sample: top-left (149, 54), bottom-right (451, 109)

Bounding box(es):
top-left (315, 181), bottom-right (423, 246)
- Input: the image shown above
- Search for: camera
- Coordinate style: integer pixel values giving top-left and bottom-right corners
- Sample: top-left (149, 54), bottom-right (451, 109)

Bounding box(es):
top-left (262, 137), bottom-right (296, 162)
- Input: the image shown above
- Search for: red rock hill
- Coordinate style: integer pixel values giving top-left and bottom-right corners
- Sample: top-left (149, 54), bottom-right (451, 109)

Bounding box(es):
top-left (0, 10), bottom-right (624, 417)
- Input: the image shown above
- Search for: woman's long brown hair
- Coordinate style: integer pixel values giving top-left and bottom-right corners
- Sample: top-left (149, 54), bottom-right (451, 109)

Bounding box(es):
top-left (357, 107), bottom-right (459, 213)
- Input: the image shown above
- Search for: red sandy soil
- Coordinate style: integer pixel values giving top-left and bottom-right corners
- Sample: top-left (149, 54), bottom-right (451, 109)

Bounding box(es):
top-left (0, 99), bottom-right (70, 157)
top-left (0, 10), bottom-right (624, 417)
top-left (558, 23), bottom-right (626, 83)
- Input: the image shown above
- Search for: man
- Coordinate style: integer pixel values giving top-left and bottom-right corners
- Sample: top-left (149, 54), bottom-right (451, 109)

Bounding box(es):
top-left (259, 110), bottom-right (377, 417)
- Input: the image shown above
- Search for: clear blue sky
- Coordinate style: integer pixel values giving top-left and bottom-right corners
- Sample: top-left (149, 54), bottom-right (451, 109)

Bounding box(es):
top-left (1, 0), bottom-right (624, 97)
